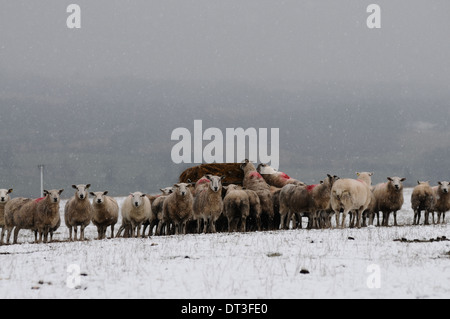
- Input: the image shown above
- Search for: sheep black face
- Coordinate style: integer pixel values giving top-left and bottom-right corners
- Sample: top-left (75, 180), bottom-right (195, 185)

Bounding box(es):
top-left (0, 189), bottom-right (13, 203)
top-left (173, 183), bottom-right (190, 197)
top-left (387, 177), bottom-right (406, 191)
top-left (73, 184), bottom-right (91, 200)
top-left (206, 175), bottom-right (225, 193)
top-left (438, 181), bottom-right (450, 194)
top-left (44, 189), bottom-right (64, 203)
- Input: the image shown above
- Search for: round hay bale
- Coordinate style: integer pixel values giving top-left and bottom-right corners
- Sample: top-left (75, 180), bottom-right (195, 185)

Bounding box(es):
top-left (179, 163), bottom-right (243, 185)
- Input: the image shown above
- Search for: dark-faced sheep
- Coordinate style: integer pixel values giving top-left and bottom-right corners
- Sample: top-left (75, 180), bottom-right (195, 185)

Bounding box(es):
top-left (90, 191), bottom-right (119, 240)
top-left (411, 181), bottom-right (435, 225)
top-left (240, 159), bottom-right (274, 230)
top-left (193, 175), bottom-right (225, 233)
top-left (65, 184), bottom-right (93, 241)
top-left (331, 172), bottom-right (372, 228)
top-left (372, 177), bottom-right (406, 226)
top-left (223, 184), bottom-right (250, 232)
top-left (160, 183), bottom-right (194, 235)
top-left (432, 181), bottom-right (450, 224)
top-left (0, 189), bottom-right (13, 244)
top-left (257, 164), bottom-right (305, 188)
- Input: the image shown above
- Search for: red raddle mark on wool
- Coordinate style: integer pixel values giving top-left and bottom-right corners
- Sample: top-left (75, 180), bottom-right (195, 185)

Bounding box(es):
top-left (250, 171), bottom-right (263, 179)
top-left (35, 197), bottom-right (45, 203)
top-left (196, 178), bottom-right (210, 185)
top-left (279, 172), bottom-right (291, 180)
top-left (306, 184), bottom-right (318, 192)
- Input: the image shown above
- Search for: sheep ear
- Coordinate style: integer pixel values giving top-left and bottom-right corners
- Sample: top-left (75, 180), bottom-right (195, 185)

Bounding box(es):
top-left (387, 177), bottom-right (393, 182)
top-left (89, 192), bottom-right (95, 196)
top-left (173, 184), bottom-right (180, 188)
top-left (141, 194), bottom-right (146, 197)
top-left (220, 175), bottom-right (226, 181)
top-left (438, 181), bottom-right (442, 186)
top-left (400, 178), bottom-right (406, 182)
top-left (103, 191), bottom-right (108, 195)
top-left (356, 172), bottom-right (360, 176)
top-left (370, 172), bottom-right (374, 176)
top-left (206, 175), bottom-right (212, 181)
top-left (43, 190), bottom-right (49, 196)
top-left (334, 175), bottom-right (340, 180)
top-left (187, 179), bottom-right (192, 183)
top-left (320, 180), bottom-right (324, 184)
top-left (417, 181), bottom-right (421, 185)
top-left (86, 184), bottom-right (91, 189)
top-left (72, 185), bottom-right (78, 189)
top-left (7, 189), bottom-right (13, 194)
top-left (160, 189), bottom-right (164, 193)
top-left (59, 189), bottom-right (64, 195)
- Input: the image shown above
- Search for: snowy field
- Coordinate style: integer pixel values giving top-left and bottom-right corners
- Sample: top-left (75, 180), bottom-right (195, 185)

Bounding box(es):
top-left (0, 188), bottom-right (449, 299)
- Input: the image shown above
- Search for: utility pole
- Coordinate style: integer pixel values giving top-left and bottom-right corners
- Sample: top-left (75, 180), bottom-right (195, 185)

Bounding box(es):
top-left (38, 164), bottom-right (45, 197)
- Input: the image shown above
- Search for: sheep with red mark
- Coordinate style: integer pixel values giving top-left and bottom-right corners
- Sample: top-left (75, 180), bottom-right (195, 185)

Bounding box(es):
top-left (432, 181), bottom-right (450, 224)
top-left (330, 172), bottom-right (372, 228)
top-left (240, 159), bottom-right (274, 230)
top-left (257, 164), bottom-right (306, 188)
top-left (279, 174), bottom-right (338, 230)
top-left (372, 177), bottom-right (406, 226)
top-left (3, 189), bottom-right (64, 244)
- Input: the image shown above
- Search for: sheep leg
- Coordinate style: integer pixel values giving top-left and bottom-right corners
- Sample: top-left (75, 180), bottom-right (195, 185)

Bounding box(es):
top-left (74, 226), bottom-right (79, 241)
top-left (335, 211), bottom-right (340, 229)
top-left (424, 211), bottom-right (430, 225)
top-left (110, 225), bottom-right (115, 238)
top-left (0, 227), bottom-right (5, 245)
top-left (443, 212), bottom-right (446, 224)
top-left (341, 211), bottom-right (348, 229)
top-left (13, 227), bottom-right (20, 244)
top-left (393, 211), bottom-right (398, 226)
top-left (356, 209), bottom-right (363, 228)
top-left (6, 226), bottom-right (13, 245)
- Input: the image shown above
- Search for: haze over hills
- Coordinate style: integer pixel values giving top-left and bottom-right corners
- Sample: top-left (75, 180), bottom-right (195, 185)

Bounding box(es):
top-left (1, 75), bottom-right (449, 197)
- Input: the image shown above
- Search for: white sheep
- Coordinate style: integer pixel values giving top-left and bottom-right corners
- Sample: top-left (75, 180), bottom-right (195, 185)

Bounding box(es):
top-left (372, 177), bottom-right (406, 226)
top-left (65, 184), bottom-right (93, 241)
top-left (193, 175), bottom-right (225, 233)
top-left (120, 192), bottom-right (152, 238)
top-left (90, 191), bottom-right (119, 240)
top-left (330, 172), bottom-right (372, 228)
top-left (0, 189), bottom-right (13, 244)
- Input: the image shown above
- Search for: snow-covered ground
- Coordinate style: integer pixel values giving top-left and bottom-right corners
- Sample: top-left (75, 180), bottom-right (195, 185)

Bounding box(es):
top-left (0, 188), bottom-right (449, 299)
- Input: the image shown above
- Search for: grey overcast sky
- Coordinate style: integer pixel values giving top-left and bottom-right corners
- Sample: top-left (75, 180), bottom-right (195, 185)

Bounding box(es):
top-left (1, 1), bottom-right (450, 195)
top-left (1, 1), bottom-right (449, 88)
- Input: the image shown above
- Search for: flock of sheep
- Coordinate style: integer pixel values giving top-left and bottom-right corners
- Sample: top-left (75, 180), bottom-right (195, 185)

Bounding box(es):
top-left (0, 160), bottom-right (448, 245)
